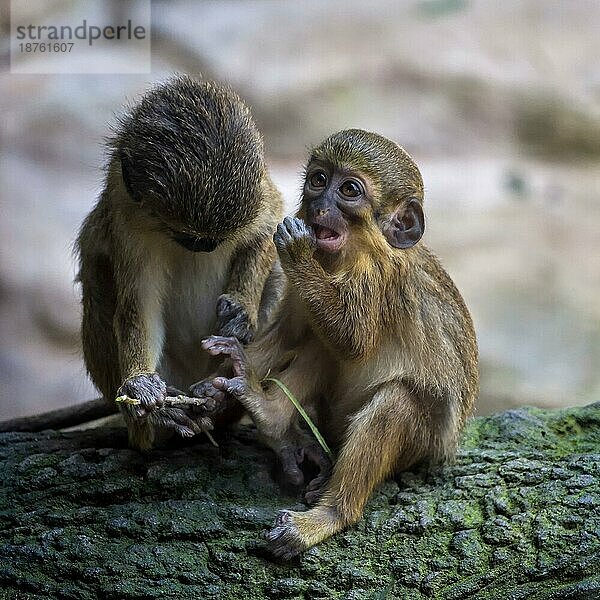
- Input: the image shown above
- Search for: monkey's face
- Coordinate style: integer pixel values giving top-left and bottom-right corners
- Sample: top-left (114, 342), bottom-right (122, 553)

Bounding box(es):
top-left (303, 130), bottom-right (426, 258)
top-left (167, 228), bottom-right (221, 253)
top-left (301, 160), bottom-right (371, 254)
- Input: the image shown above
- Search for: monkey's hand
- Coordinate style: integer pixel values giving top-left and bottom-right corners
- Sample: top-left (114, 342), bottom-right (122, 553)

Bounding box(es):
top-left (273, 217), bottom-right (316, 265)
top-left (216, 294), bottom-right (255, 345)
top-left (201, 335), bottom-right (249, 379)
top-left (200, 336), bottom-right (256, 411)
top-left (117, 375), bottom-right (204, 439)
top-left (188, 379), bottom-right (225, 409)
top-left (117, 373), bottom-right (166, 418)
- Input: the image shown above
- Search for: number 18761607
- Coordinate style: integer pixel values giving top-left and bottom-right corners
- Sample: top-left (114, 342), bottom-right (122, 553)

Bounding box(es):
top-left (18, 42), bottom-right (75, 53)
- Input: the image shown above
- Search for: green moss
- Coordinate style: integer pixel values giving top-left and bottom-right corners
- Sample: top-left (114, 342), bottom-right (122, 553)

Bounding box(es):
top-left (0, 404), bottom-right (599, 598)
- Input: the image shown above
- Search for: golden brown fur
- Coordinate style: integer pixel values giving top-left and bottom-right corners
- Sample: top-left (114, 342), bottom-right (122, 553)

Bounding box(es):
top-left (201, 129), bottom-right (478, 558)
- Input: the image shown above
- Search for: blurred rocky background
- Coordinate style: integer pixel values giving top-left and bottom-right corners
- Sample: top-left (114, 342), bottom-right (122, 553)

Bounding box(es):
top-left (1, 0), bottom-right (599, 420)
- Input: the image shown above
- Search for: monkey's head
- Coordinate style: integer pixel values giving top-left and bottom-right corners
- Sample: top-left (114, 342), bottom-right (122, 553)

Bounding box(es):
top-left (299, 129), bottom-right (424, 258)
top-left (114, 76), bottom-right (265, 252)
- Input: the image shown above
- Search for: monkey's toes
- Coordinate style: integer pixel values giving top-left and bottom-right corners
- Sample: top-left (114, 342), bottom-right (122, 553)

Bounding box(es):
top-left (304, 476), bottom-right (328, 505)
top-left (279, 447), bottom-right (305, 487)
top-left (149, 407), bottom-right (200, 438)
top-left (202, 336), bottom-right (247, 377)
top-left (265, 511), bottom-right (306, 560)
top-left (218, 316), bottom-right (253, 345)
top-left (201, 335), bottom-right (241, 355)
top-left (216, 294), bottom-right (236, 317)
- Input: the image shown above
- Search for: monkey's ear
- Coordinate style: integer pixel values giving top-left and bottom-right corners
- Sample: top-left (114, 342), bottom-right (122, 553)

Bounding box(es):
top-left (384, 198), bottom-right (425, 249)
top-left (119, 149), bottom-right (142, 202)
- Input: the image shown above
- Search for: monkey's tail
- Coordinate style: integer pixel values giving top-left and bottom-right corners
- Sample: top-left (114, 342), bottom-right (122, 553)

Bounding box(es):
top-left (0, 398), bottom-right (116, 433)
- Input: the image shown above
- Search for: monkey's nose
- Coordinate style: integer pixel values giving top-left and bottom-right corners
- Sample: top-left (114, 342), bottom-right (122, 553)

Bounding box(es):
top-left (318, 208), bottom-right (330, 217)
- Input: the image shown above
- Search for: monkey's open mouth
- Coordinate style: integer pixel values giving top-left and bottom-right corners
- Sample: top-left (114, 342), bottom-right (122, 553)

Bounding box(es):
top-left (313, 224), bottom-right (346, 252)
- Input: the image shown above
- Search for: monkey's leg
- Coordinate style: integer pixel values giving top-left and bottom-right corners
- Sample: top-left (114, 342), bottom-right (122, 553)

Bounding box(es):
top-left (266, 384), bottom-right (431, 559)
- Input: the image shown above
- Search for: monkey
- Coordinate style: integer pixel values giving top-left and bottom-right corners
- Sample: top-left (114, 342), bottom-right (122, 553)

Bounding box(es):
top-left (195, 128), bottom-right (479, 559)
top-left (74, 75), bottom-right (283, 451)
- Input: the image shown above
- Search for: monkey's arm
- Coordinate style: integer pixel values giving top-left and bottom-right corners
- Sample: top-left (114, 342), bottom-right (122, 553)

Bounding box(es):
top-left (274, 217), bottom-right (381, 359)
top-left (112, 250), bottom-right (205, 446)
top-left (266, 381), bottom-right (432, 559)
top-left (113, 280), bottom-right (164, 381)
top-left (218, 232), bottom-right (277, 344)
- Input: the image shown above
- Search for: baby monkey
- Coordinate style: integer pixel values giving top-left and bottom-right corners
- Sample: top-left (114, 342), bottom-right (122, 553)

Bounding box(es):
top-left (200, 129), bottom-right (479, 558)
top-left (77, 76), bottom-right (282, 450)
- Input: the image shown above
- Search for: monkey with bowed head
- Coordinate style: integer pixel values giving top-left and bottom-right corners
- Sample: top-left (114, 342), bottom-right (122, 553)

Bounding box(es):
top-left (76, 76), bottom-right (283, 451)
top-left (200, 128), bottom-right (479, 559)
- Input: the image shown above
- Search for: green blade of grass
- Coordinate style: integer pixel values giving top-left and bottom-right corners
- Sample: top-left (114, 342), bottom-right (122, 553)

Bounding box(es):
top-left (263, 377), bottom-right (334, 461)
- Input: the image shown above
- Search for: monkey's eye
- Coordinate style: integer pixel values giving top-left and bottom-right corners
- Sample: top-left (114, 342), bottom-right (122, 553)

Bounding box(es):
top-left (309, 171), bottom-right (328, 188)
top-left (339, 180), bottom-right (363, 198)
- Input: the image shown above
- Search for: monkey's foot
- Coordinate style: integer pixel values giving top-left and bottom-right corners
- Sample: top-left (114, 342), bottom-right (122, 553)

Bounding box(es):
top-left (216, 294), bottom-right (255, 345)
top-left (299, 443), bottom-right (332, 505)
top-left (273, 216), bottom-right (316, 265)
top-left (201, 335), bottom-right (248, 378)
top-left (277, 443), bottom-right (332, 501)
top-left (265, 506), bottom-right (339, 560)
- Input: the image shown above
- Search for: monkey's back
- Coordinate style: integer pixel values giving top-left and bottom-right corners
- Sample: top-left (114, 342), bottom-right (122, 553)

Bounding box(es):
top-left (76, 192), bottom-right (120, 400)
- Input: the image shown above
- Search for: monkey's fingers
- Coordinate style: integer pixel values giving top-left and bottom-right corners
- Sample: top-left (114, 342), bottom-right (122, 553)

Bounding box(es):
top-left (216, 295), bottom-right (254, 344)
top-left (202, 336), bottom-right (247, 378)
top-left (279, 447), bottom-right (305, 487)
top-left (166, 385), bottom-right (186, 397)
top-left (274, 218), bottom-right (316, 264)
top-left (274, 222), bottom-right (293, 248)
top-left (117, 373), bottom-right (167, 418)
top-left (150, 407), bottom-right (201, 438)
top-left (188, 380), bottom-right (225, 413)
top-left (211, 376), bottom-right (246, 401)
top-left (283, 216), bottom-right (315, 241)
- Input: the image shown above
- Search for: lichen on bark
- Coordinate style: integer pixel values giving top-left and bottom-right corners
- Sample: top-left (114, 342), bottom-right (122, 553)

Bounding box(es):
top-left (0, 403), bottom-right (599, 599)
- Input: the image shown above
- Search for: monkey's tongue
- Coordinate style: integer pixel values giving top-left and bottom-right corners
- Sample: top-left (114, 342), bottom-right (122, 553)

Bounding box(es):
top-left (315, 226), bottom-right (339, 240)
